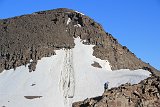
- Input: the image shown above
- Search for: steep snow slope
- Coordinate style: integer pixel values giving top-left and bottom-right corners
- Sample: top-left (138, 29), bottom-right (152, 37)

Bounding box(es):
top-left (0, 38), bottom-right (151, 107)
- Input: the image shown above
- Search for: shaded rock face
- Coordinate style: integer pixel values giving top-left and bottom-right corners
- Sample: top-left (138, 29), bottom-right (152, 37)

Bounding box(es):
top-left (72, 75), bottom-right (160, 107)
top-left (0, 8), bottom-right (158, 73)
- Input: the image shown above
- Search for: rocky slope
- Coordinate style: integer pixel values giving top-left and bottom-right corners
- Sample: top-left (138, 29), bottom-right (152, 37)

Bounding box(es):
top-left (0, 8), bottom-right (160, 107)
top-left (0, 8), bottom-right (158, 74)
top-left (73, 74), bottom-right (160, 107)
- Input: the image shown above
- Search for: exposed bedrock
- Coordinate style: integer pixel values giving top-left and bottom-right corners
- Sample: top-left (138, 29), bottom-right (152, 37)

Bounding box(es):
top-left (0, 8), bottom-right (158, 74)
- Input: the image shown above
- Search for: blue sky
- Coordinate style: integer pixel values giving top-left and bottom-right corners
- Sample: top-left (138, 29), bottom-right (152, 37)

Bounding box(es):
top-left (0, 0), bottom-right (159, 70)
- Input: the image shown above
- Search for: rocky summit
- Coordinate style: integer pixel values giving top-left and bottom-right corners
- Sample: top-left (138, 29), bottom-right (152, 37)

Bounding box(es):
top-left (0, 8), bottom-right (159, 107)
top-left (0, 8), bottom-right (158, 73)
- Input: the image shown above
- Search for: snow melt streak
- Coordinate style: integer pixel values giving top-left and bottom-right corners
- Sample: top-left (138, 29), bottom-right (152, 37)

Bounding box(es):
top-left (59, 49), bottom-right (75, 106)
top-left (0, 38), bottom-right (151, 107)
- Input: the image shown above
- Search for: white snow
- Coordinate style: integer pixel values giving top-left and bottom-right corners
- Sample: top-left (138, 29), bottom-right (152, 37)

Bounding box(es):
top-left (67, 18), bottom-right (71, 25)
top-left (75, 11), bottom-right (85, 15)
top-left (0, 37), bottom-right (151, 107)
top-left (30, 59), bottom-right (33, 63)
top-left (74, 24), bottom-right (81, 28)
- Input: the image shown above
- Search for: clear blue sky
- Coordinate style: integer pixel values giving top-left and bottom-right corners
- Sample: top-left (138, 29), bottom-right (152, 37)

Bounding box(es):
top-left (0, 0), bottom-right (159, 70)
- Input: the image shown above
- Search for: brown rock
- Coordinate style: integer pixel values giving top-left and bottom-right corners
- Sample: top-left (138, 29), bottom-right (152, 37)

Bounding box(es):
top-left (0, 8), bottom-right (159, 74)
top-left (73, 75), bottom-right (160, 107)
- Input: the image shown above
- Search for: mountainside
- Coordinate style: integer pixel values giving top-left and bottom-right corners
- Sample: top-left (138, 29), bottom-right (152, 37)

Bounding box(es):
top-left (0, 38), bottom-right (151, 107)
top-left (0, 8), bottom-right (158, 73)
top-left (0, 8), bottom-right (159, 107)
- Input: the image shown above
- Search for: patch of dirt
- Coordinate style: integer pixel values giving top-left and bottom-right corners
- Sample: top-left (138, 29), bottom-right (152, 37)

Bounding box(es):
top-left (31, 84), bottom-right (36, 86)
top-left (91, 61), bottom-right (102, 68)
top-left (24, 96), bottom-right (42, 99)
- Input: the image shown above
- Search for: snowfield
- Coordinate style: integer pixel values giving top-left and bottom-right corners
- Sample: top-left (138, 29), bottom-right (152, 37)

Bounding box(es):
top-left (0, 38), bottom-right (151, 107)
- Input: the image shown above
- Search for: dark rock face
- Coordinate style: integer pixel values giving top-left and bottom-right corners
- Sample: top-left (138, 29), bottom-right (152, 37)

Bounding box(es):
top-left (72, 75), bottom-right (160, 107)
top-left (0, 8), bottom-right (158, 73)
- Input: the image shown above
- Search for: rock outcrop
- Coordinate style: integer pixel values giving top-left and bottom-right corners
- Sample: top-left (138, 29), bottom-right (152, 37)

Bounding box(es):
top-left (73, 75), bottom-right (160, 107)
top-left (0, 8), bottom-right (158, 73)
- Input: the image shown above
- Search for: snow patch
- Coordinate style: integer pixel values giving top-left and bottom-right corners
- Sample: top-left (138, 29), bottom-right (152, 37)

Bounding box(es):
top-left (73, 37), bottom-right (111, 71)
top-left (74, 24), bottom-right (81, 28)
top-left (0, 37), bottom-right (151, 107)
top-left (30, 59), bottom-right (33, 63)
top-left (67, 18), bottom-right (71, 25)
top-left (75, 11), bottom-right (85, 15)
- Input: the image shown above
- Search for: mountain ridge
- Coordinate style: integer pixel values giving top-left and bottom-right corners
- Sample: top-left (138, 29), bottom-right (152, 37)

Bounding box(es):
top-left (0, 8), bottom-right (158, 74)
top-left (0, 8), bottom-right (160, 107)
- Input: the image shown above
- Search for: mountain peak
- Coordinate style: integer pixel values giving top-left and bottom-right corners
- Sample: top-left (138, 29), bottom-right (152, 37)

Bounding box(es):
top-left (0, 8), bottom-right (160, 107)
top-left (0, 8), bottom-right (158, 74)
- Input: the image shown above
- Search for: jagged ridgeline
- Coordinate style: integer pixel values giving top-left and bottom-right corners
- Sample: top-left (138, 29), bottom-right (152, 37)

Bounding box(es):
top-left (0, 8), bottom-right (158, 73)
